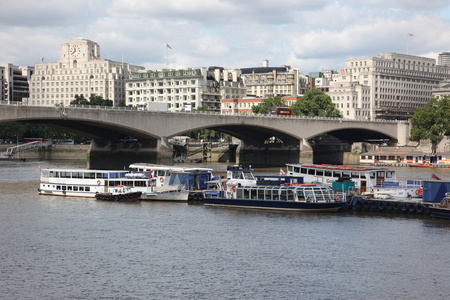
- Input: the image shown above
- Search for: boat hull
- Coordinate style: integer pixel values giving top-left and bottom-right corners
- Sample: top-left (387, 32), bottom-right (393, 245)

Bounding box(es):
top-left (203, 198), bottom-right (344, 212)
top-left (95, 192), bottom-right (142, 202)
top-left (141, 190), bottom-right (189, 201)
top-left (428, 207), bottom-right (450, 219)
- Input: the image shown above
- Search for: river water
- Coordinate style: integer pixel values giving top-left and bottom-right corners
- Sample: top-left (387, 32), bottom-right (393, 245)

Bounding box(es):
top-left (1, 160), bottom-right (450, 300)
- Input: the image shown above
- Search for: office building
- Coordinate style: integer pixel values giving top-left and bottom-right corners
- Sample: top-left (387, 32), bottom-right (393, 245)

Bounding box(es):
top-left (0, 63), bottom-right (33, 103)
top-left (327, 53), bottom-right (450, 120)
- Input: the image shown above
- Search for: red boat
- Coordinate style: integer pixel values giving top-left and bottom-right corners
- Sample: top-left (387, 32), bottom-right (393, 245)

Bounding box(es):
top-left (407, 163), bottom-right (435, 168)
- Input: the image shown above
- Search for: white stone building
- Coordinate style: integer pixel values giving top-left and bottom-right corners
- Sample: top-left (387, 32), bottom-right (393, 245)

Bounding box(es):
top-left (327, 53), bottom-right (450, 120)
top-left (29, 37), bottom-right (144, 106)
top-left (240, 61), bottom-right (303, 97)
top-left (126, 67), bottom-right (246, 112)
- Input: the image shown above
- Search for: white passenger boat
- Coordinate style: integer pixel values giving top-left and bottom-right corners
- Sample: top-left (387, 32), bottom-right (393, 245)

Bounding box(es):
top-left (39, 163), bottom-right (213, 201)
top-left (285, 163), bottom-right (423, 199)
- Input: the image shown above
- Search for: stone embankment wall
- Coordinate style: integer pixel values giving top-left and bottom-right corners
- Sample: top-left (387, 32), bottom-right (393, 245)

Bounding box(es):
top-left (0, 144), bottom-right (89, 160)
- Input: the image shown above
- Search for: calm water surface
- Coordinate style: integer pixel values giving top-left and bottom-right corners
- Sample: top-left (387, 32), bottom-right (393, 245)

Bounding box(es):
top-left (1, 161), bottom-right (450, 300)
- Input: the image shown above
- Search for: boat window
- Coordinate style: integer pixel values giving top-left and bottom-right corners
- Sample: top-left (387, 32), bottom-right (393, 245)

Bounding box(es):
top-left (297, 190), bottom-right (305, 201)
top-left (85, 173), bottom-right (95, 179)
top-left (243, 171), bottom-right (255, 180)
top-left (351, 172), bottom-right (359, 179)
top-left (62, 186), bottom-right (67, 190)
top-left (272, 190), bottom-right (279, 200)
top-left (243, 188), bottom-right (251, 199)
top-left (79, 187), bottom-right (84, 191)
top-left (316, 170), bottom-right (323, 176)
top-left (257, 189), bottom-right (265, 200)
top-left (300, 168), bottom-right (307, 174)
top-left (265, 190), bottom-right (272, 200)
top-left (158, 170), bottom-right (165, 176)
top-left (342, 172), bottom-right (350, 178)
top-left (325, 171), bottom-right (332, 177)
top-left (85, 187), bottom-right (90, 192)
top-left (286, 190), bottom-right (294, 201)
top-left (96, 173), bottom-right (107, 179)
top-left (308, 169), bottom-right (315, 175)
top-left (134, 181), bottom-right (146, 187)
top-left (56, 185), bottom-right (61, 190)
top-left (236, 189), bottom-right (243, 199)
top-left (370, 172), bottom-right (375, 179)
top-left (67, 186), bottom-right (73, 191)
top-left (72, 172), bottom-right (82, 179)
top-left (109, 181), bottom-right (120, 186)
top-left (294, 167), bottom-right (300, 173)
top-left (49, 171), bottom-right (59, 178)
top-left (386, 171), bottom-right (394, 178)
top-left (314, 189), bottom-right (324, 201)
top-left (333, 171), bottom-right (341, 178)
top-left (304, 189), bottom-right (314, 201)
top-left (60, 172), bottom-right (71, 178)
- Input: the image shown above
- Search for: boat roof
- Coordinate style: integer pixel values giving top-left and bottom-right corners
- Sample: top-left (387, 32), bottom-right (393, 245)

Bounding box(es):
top-left (129, 163), bottom-right (213, 172)
top-left (286, 163), bottom-right (392, 172)
top-left (41, 168), bottom-right (128, 173)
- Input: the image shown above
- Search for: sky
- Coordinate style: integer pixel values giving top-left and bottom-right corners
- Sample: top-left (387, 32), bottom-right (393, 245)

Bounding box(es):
top-left (1, 0), bottom-right (450, 74)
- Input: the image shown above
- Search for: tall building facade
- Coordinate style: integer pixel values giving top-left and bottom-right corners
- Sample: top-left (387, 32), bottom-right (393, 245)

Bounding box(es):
top-left (29, 37), bottom-right (144, 106)
top-left (0, 63), bottom-right (33, 103)
top-left (327, 53), bottom-right (450, 120)
top-left (438, 52), bottom-right (450, 66)
top-left (240, 61), bottom-right (303, 97)
top-left (126, 67), bottom-right (246, 112)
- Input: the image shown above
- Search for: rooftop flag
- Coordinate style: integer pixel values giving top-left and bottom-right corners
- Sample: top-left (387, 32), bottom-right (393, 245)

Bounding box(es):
top-left (166, 44), bottom-right (172, 49)
top-left (408, 33), bottom-right (414, 36)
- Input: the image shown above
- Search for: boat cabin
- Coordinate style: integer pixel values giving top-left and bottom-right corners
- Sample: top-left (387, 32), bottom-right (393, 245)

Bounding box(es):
top-left (285, 163), bottom-right (396, 193)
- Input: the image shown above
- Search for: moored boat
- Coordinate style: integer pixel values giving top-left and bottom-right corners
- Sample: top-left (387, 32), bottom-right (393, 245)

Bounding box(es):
top-left (428, 193), bottom-right (450, 219)
top-left (203, 165), bottom-right (345, 212)
top-left (95, 186), bottom-right (142, 202)
top-left (285, 163), bottom-right (423, 199)
top-left (38, 164), bottom-right (212, 201)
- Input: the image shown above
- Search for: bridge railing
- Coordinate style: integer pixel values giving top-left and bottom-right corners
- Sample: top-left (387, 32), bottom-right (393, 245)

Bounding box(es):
top-left (0, 102), bottom-right (405, 124)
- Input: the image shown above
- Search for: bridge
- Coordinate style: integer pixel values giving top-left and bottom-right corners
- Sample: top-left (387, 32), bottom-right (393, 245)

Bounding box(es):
top-left (0, 104), bottom-right (410, 168)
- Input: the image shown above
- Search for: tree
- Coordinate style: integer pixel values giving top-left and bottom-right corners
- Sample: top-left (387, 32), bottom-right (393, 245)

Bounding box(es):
top-left (291, 88), bottom-right (342, 117)
top-left (251, 96), bottom-right (287, 115)
top-left (70, 94), bottom-right (113, 106)
top-left (71, 95), bottom-right (89, 105)
top-left (409, 96), bottom-right (450, 153)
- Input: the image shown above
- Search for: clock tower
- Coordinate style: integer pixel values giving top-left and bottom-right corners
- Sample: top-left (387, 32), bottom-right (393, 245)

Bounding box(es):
top-left (60, 37), bottom-right (100, 63)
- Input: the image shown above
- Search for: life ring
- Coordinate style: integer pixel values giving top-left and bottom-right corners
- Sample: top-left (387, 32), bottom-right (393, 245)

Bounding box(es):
top-left (231, 186), bottom-right (236, 193)
top-left (148, 174), bottom-right (152, 178)
top-left (159, 177), bottom-right (164, 183)
top-left (415, 188), bottom-right (422, 196)
top-left (97, 180), bottom-right (101, 185)
top-left (334, 195), bottom-right (341, 201)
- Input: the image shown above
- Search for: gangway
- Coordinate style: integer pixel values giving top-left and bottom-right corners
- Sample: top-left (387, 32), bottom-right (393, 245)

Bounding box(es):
top-left (3, 141), bottom-right (49, 157)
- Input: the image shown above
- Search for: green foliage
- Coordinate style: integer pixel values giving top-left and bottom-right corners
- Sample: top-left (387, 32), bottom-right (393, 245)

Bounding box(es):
top-left (291, 88), bottom-right (342, 117)
top-left (252, 96), bottom-right (287, 114)
top-left (71, 95), bottom-right (89, 105)
top-left (70, 94), bottom-right (113, 106)
top-left (410, 96), bottom-right (450, 152)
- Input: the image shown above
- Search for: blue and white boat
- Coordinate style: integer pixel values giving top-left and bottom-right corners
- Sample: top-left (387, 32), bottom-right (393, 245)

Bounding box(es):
top-left (428, 193), bottom-right (450, 219)
top-left (203, 166), bottom-right (345, 212)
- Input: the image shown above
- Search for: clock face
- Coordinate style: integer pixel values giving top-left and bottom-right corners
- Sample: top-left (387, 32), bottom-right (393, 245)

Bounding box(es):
top-left (70, 45), bottom-right (81, 58)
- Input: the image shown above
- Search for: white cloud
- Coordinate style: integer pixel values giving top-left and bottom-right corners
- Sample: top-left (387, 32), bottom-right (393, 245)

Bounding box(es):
top-left (1, 0), bottom-right (450, 73)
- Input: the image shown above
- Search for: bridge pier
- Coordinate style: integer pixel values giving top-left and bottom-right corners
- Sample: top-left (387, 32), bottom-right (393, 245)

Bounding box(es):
top-left (87, 138), bottom-right (173, 169)
top-left (238, 142), bottom-right (300, 167)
